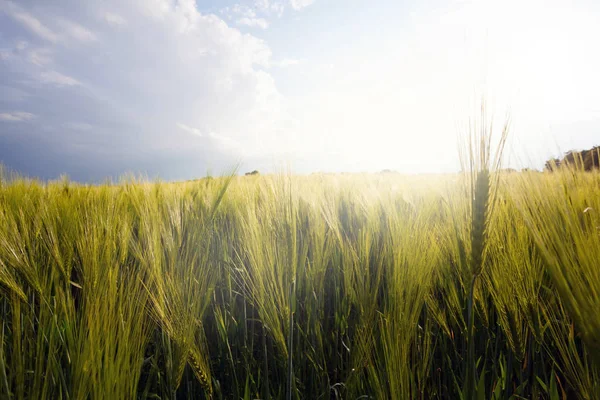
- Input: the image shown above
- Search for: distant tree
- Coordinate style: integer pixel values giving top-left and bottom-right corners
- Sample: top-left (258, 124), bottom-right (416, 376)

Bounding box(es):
top-left (562, 150), bottom-right (581, 168)
top-left (581, 146), bottom-right (600, 170)
top-left (544, 158), bottom-right (562, 172)
top-left (545, 146), bottom-right (600, 171)
top-left (245, 170), bottom-right (259, 176)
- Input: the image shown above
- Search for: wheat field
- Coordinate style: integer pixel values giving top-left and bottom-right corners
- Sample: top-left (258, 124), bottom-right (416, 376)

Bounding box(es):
top-left (0, 163), bottom-right (599, 399)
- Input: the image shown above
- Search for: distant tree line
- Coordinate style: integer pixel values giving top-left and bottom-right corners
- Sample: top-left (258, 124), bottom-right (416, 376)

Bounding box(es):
top-left (545, 146), bottom-right (600, 171)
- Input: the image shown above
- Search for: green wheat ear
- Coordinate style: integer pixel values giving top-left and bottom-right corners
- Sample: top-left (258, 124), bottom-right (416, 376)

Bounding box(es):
top-left (470, 169), bottom-right (490, 278)
top-left (174, 344), bottom-right (188, 389)
top-left (461, 100), bottom-right (509, 400)
top-left (0, 260), bottom-right (26, 301)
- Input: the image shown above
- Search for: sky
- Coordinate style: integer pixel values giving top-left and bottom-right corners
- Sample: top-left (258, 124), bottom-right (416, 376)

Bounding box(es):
top-left (0, 0), bottom-right (599, 181)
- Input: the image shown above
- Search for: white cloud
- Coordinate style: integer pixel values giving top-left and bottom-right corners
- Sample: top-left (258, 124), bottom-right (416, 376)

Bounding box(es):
top-left (176, 122), bottom-right (203, 136)
top-left (39, 71), bottom-right (80, 86)
top-left (15, 40), bottom-right (28, 51)
top-left (237, 16), bottom-right (269, 29)
top-left (222, 0), bottom-right (316, 30)
top-left (136, 0), bottom-right (172, 20)
top-left (4, 8), bottom-right (59, 42)
top-left (275, 58), bottom-right (301, 67)
top-left (254, 0), bottom-right (285, 17)
top-left (58, 19), bottom-right (97, 42)
top-left (0, 111), bottom-right (36, 122)
top-left (104, 12), bottom-right (127, 26)
top-left (290, 0), bottom-right (315, 10)
top-left (28, 48), bottom-right (53, 66)
top-left (1, 1), bottom-right (98, 44)
top-left (222, 1), bottom-right (291, 28)
top-left (222, 4), bottom-right (269, 29)
top-left (0, 40), bottom-right (52, 66)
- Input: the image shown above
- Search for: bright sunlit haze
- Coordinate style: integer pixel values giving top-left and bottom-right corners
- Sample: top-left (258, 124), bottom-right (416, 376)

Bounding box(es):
top-left (1, 0), bottom-right (599, 180)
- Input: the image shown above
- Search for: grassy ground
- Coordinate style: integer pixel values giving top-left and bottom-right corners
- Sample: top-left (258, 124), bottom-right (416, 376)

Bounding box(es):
top-left (0, 167), bottom-right (599, 399)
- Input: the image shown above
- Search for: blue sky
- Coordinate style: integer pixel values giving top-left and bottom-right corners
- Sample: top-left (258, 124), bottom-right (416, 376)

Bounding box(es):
top-left (1, 0), bottom-right (599, 181)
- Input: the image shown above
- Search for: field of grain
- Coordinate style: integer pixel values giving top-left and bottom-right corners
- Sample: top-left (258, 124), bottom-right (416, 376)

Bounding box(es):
top-left (1, 165), bottom-right (599, 399)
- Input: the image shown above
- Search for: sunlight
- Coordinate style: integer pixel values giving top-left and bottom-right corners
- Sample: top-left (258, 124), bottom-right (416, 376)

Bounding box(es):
top-left (286, 0), bottom-right (600, 173)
